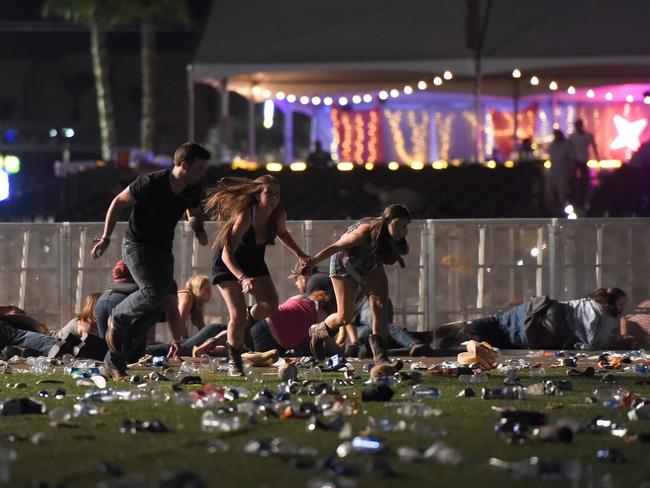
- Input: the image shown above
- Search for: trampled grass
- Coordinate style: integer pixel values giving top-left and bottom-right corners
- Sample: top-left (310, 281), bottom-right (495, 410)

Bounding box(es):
top-left (1, 360), bottom-right (649, 488)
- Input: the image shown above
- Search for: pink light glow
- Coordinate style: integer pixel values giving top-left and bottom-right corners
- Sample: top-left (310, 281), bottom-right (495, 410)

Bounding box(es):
top-left (553, 83), bottom-right (650, 103)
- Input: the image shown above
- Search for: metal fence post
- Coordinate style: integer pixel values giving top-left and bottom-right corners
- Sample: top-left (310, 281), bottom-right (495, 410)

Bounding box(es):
top-left (548, 218), bottom-right (558, 299)
top-left (303, 220), bottom-right (313, 255)
top-left (18, 227), bottom-right (31, 310)
top-left (59, 222), bottom-right (72, 325)
top-left (595, 224), bottom-right (604, 288)
top-left (476, 226), bottom-right (486, 310)
top-left (427, 220), bottom-right (437, 334)
top-left (535, 225), bottom-right (544, 296)
top-left (418, 222), bottom-right (429, 332)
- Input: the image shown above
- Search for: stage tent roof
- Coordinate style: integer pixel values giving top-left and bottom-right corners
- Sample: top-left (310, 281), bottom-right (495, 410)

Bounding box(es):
top-left (192, 0), bottom-right (650, 98)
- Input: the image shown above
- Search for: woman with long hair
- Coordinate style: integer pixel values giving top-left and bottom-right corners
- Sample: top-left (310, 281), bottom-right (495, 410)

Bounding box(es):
top-left (204, 175), bottom-right (310, 376)
top-left (301, 204), bottom-right (412, 372)
top-left (154, 274), bottom-right (228, 358)
top-left (192, 272), bottom-right (340, 357)
top-left (173, 274), bottom-right (212, 335)
top-left (56, 292), bottom-right (102, 339)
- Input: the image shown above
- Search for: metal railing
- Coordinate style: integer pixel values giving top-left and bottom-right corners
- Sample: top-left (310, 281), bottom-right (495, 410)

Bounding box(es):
top-left (1, 219), bottom-right (648, 339)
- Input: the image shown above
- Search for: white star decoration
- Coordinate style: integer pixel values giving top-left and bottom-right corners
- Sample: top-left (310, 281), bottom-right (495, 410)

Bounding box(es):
top-left (610, 115), bottom-right (647, 151)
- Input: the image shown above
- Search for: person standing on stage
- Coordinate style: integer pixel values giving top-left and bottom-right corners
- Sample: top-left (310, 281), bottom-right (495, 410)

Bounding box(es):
top-left (204, 175), bottom-right (310, 376)
top-left (301, 204), bottom-right (411, 373)
top-left (90, 142), bottom-right (210, 379)
top-left (569, 119), bottom-right (599, 211)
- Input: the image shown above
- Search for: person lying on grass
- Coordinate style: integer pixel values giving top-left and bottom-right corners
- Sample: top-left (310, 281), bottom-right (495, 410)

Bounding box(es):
top-left (437, 287), bottom-right (627, 350)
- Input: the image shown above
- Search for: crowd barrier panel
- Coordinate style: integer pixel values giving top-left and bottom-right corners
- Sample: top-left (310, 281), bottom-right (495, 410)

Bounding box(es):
top-left (1, 219), bottom-right (648, 343)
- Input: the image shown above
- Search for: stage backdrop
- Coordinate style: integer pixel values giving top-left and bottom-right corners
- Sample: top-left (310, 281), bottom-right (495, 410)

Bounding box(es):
top-left (311, 96), bottom-right (650, 164)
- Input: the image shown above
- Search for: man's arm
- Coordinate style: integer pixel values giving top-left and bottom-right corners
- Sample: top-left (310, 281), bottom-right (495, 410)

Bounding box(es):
top-left (90, 186), bottom-right (137, 259)
top-left (187, 205), bottom-right (208, 246)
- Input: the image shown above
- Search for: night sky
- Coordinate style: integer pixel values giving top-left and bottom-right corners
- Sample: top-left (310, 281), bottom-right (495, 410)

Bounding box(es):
top-left (0, 0), bottom-right (214, 59)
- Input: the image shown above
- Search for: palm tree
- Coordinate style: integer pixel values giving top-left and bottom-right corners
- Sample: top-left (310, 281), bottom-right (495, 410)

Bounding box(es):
top-left (42, 0), bottom-right (118, 161)
top-left (118, 0), bottom-right (190, 154)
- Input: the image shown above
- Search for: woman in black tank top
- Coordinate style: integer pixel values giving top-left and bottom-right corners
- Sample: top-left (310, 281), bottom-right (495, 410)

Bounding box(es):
top-left (204, 175), bottom-right (310, 376)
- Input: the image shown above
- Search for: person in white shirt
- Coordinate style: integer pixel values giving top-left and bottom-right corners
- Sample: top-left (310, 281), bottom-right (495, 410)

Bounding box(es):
top-left (546, 129), bottom-right (573, 214)
top-left (569, 119), bottom-right (599, 210)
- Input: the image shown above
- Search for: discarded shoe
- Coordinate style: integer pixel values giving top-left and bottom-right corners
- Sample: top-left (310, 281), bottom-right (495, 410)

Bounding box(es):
top-left (242, 349), bottom-right (279, 367)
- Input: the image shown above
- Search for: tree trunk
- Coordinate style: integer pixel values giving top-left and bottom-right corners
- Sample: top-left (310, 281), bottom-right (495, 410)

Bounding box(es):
top-left (140, 20), bottom-right (155, 154)
top-left (89, 19), bottom-right (115, 161)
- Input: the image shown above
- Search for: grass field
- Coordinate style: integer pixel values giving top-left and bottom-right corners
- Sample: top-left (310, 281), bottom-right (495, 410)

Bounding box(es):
top-left (1, 355), bottom-right (649, 488)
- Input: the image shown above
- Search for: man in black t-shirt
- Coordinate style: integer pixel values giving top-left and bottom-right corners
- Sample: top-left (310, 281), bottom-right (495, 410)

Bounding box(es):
top-left (91, 142), bottom-right (210, 379)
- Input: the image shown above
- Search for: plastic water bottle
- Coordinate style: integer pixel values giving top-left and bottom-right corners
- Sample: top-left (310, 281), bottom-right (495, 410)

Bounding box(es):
top-left (458, 373), bottom-right (488, 383)
top-left (350, 435), bottom-right (385, 454)
top-left (482, 386), bottom-right (525, 400)
top-left (408, 385), bottom-right (441, 398)
top-left (200, 410), bottom-right (245, 433)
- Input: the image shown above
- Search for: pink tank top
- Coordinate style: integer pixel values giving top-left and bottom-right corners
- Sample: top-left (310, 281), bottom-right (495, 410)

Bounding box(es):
top-left (267, 297), bottom-right (316, 349)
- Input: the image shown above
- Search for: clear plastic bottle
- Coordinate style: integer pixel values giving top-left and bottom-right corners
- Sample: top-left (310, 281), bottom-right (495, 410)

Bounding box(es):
top-left (525, 383), bottom-right (545, 396)
top-left (423, 442), bottom-right (465, 466)
top-left (200, 410), bottom-right (244, 433)
top-left (489, 456), bottom-right (582, 481)
top-left (301, 366), bottom-right (322, 381)
top-left (407, 385), bottom-right (441, 398)
top-left (458, 373), bottom-right (488, 383)
top-left (481, 385), bottom-right (525, 400)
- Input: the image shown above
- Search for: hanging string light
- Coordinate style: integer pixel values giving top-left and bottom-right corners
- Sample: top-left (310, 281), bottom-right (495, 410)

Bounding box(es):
top-left (258, 71), bottom-right (455, 107)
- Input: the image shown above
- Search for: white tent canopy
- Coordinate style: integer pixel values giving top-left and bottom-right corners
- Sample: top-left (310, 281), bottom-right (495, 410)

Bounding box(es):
top-left (192, 0), bottom-right (650, 97)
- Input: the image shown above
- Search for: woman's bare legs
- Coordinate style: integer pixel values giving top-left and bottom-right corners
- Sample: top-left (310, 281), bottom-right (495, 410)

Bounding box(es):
top-left (248, 275), bottom-right (279, 320)
top-left (360, 267), bottom-right (389, 340)
top-left (360, 267), bottom-right (400, 369)
top-left (326, 276), bottom-right (359, 330)
top-left (309, 276), bottom-right (357, 359)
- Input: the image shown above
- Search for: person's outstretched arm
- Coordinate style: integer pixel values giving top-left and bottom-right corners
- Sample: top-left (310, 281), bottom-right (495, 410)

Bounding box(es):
top-left (91, 186), bottom-right (136, 259)
top-left (307, 224), bottom-right (369, 268)
top-left (276, 209), bottom-right (309, 263)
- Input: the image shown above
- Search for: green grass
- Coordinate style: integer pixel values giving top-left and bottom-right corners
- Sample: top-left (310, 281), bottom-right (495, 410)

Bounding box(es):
top-left (1, 364), bottom-right (650, 487)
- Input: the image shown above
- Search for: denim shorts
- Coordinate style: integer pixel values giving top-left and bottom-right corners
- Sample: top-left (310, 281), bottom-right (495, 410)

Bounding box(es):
top-left (329, 252), bottom-right (375, 284)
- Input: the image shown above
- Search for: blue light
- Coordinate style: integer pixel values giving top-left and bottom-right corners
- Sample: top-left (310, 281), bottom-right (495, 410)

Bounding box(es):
top-left (4, 129), bottom-right (16, 143)
top-left (0, 170), bottom-right (9, 201)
